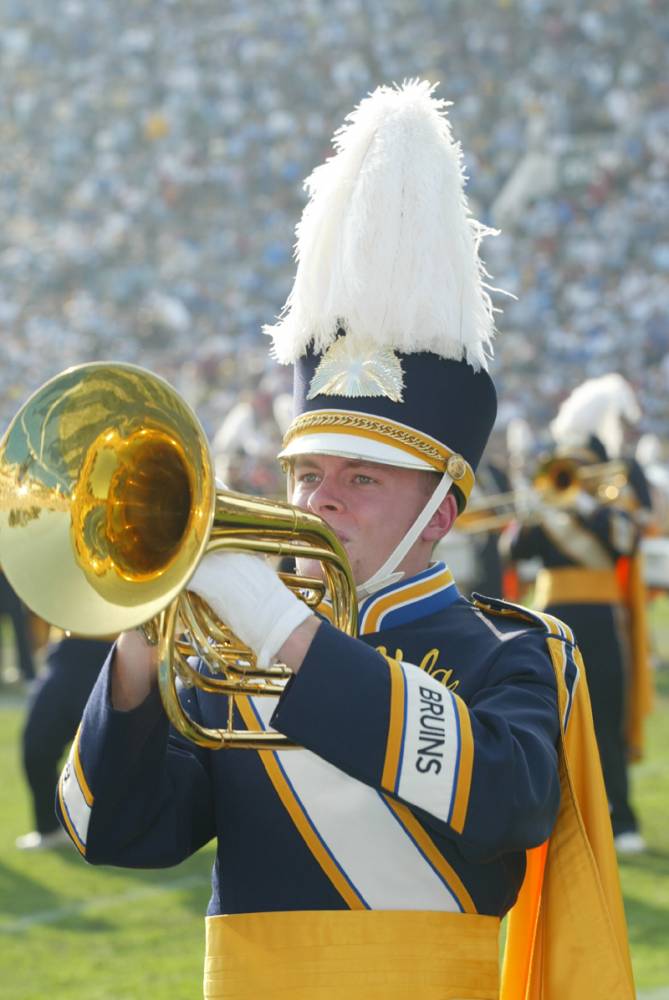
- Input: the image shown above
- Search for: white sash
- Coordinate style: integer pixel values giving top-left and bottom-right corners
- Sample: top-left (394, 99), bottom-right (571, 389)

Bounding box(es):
top-left (250, 696), bottom-right (467, 912)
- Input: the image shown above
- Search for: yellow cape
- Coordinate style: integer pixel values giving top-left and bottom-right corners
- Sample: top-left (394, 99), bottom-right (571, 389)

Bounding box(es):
top-left (501, 621), bottom-right (635, 999)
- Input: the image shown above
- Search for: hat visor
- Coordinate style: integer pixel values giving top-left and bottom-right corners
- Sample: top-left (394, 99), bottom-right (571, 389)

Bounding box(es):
top-left (278, 431), bottom-right (435, 471)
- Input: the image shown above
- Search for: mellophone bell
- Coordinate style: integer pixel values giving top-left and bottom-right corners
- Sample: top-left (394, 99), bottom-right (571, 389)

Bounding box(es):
top-left (0, 361), bottom-right (357, 750)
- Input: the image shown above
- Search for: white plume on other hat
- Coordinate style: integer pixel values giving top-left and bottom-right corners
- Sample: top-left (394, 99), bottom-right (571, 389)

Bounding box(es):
top-left (550, 373), bottom-right (642, 458)
top-left (265, 79), bottom-right (500, 372)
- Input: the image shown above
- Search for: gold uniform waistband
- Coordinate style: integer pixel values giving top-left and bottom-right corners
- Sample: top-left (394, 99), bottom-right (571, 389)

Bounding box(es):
top-left (204, 909), bottom-right (500, 1000)
top-left (534, 567), bottom-right (621, 609)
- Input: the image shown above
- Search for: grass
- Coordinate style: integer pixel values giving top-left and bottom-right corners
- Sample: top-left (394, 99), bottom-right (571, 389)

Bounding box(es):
top-left (616, 611), bottom-right (669, 992)
top-left (0, 605), bottom-right (668, 998)
top-left (0, 697), bottom-right (215, 999)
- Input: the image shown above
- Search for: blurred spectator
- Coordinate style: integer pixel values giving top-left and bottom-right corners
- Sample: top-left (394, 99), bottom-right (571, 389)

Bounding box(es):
top-left (636, 433), bottom-right (669, 535)
top-left (212, 382), bottom-right (286, 494)
top-left (16, 636), bottom-right (113, 850)
top-left (0, 572), bottom-right (35, 683)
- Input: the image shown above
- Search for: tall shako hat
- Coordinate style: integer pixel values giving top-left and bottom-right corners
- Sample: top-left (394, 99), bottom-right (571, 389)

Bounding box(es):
top-left (265, 80), bottom-right (501, 594)
top-left (550, 373), bottom-right (641, 463)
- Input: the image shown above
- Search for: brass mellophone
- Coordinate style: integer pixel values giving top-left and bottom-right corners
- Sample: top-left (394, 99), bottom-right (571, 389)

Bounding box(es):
top-left (0, 363), bottom-right (358, 749)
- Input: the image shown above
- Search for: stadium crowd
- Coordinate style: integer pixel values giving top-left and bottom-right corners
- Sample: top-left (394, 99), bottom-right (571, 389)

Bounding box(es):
top-left (1, 0), bottom-right (667, 497)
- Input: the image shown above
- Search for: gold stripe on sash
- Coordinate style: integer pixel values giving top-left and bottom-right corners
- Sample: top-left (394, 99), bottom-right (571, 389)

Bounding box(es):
top-left (71, 730), bottom-right (94, 807)
top-left (205, 909), bottom-right (500, 999)
top-left (534, 567), bottom-right (621, 609)
top-left (381, 797), bottom-right (477, 914)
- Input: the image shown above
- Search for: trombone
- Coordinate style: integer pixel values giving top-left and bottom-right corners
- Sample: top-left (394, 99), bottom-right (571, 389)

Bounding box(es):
top-left (456, 456), bottom-right (630, 534)
top-left (0, 363), bottom-right (357, 750)
top-left (455, 490), bottom-right (521, 534)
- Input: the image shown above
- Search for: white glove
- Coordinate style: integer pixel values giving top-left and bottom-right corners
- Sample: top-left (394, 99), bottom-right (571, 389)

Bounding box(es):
top-left (188, 551), bottom-right (313, 667)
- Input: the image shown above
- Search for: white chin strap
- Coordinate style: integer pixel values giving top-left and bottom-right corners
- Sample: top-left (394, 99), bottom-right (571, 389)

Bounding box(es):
top-left (356, 471), bottom-right (454, 600)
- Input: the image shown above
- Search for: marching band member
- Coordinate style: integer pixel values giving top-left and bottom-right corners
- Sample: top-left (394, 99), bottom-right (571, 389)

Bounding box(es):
top-left (16, 636), bottom-right (114, 851)
top-left (56, 82), bottom-right (633, 999)
top-left (500, 380), bottom-right (649, 854)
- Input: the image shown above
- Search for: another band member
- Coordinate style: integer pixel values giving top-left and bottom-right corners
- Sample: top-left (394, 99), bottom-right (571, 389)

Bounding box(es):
top-left (501, 380), bottom-right (651, 854)
top-left (16, 636), bottom-right (113, 850)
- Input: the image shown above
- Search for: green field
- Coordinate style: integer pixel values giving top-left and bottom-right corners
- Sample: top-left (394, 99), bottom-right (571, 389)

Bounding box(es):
top-left (0, 608), bottom-right (668, 999)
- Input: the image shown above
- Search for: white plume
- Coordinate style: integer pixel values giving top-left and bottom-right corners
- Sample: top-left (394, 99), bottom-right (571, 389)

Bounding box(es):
top-left (265, 80), bottom-right (500, 371)
top-left (550, 373), bottom-right (642, 458)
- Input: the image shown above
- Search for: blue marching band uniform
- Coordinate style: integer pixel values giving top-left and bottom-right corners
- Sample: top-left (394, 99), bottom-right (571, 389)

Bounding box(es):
top-left (59, 567), bottom-right (572, 997)
top-left (58, 566), bottom-right (563, 907)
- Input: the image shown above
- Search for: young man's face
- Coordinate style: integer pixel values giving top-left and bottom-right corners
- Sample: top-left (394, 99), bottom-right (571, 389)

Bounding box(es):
top-left (290, 453), bottom-right (450, 586)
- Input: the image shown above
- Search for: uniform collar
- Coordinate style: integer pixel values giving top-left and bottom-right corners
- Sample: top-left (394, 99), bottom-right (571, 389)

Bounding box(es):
top-left (357, 561), bottom-right (459, 636)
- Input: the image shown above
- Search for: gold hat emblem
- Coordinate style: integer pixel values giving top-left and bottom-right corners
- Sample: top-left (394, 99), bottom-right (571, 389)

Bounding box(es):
top-left (446, 454), bottom-right (467, 480)
top-left (307, 337), bottom-right (404, 402)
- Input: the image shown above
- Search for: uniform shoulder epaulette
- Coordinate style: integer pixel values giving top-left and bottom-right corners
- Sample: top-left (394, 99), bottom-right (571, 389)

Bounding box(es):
top-left (471, 593), bottom-right (573, 641)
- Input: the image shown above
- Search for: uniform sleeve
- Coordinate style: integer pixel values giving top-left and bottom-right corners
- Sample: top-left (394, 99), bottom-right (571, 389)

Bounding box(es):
top-left (56, 645), bottom-right (216, 867)
top-left (271, 621), bottom-right (560, 859)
